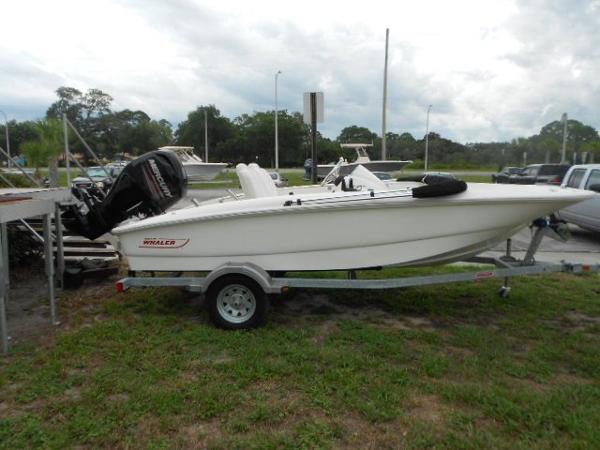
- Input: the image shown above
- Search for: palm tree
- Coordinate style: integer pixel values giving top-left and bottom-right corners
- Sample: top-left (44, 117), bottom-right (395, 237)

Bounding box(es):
top-left (22, 119), bottom-right (64, 187)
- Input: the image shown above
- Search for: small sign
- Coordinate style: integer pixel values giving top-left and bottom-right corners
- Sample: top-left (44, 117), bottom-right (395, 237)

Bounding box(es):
top-left (303, 92), bottom-right (324, 124)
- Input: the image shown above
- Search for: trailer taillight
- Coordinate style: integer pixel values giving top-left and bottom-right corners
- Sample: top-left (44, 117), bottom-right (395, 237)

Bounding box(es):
top-left (548, 176), bottom-right (562, 185)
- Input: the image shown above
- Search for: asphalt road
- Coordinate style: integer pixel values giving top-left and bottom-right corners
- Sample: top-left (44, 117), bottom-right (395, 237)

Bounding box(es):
top-left (185, 188), bottom-right (600, 265)
top-left (484, 225), bottom-right (600, 264)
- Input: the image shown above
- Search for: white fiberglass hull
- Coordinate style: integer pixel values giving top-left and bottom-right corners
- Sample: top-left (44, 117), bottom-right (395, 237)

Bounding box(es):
top-left (183, 162), bottom-right (228, 182)
top-left (113, 184), bottom-right (593, 272)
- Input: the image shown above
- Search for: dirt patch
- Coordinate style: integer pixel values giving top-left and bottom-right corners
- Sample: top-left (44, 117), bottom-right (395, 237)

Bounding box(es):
top-left (503, 371), bottom-right (597, 395)
top-left (564, 311), bottom-right (600, 331)
top-left (63, 386), bottom-right (82, 401)
top-left (206, 352), bottom-right (234, 365)
top-left (445, 345), bottom-right (475, 360)
top-left (181, 419), bottom-right (223, 448)
top-left (312, 320), bottom-right (341, 344)
top-left (4, 263), bottom-right (120, 349)
top-left (251, 379), bottom-right (281, 393)
top-left (551, 372), bottom-right (597, 386)
top-left (4, 268), bottom-right (55, 346)
top-left (66, 368), bottom-right (88, 377)
top-left (106, 393), bottom-right (130, 403)
top-left (334, 413), bottom-right (409, 449)
top-left (508, 377), bottom-right (551, 393)
top-left (277, 292), bottom-right (442, 334)
top-left (377, 315), bottom-right (437, 332)
top-left (407, 394), bottom-right (449, 424)
top-left (543, 310), bottom-right (600, 333)
top-left (22, 397), bottom-right (48, 412)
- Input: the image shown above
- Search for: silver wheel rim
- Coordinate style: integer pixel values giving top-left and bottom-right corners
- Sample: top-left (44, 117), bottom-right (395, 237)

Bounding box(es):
top-left (216, 284), bottom-right (257, 324)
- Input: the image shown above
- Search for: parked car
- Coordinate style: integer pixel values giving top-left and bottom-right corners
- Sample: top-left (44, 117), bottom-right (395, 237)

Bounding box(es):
top-left (424, 171), bottom-right (456, 180)
top-left (491, 166), bottom-right (522, 183)
top-left (71, 166), bottom-right (115, 192)
top-left (268, 171), bottom-right (288, 187)
top-left (557, 164), bottom-right (600, 232)
top-left (107, 161), bottom-right (129, 177)
top-left (504, 164), bottom-right (570, 185)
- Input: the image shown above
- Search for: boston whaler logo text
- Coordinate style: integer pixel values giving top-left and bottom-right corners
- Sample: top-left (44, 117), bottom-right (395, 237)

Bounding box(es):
top-left (139, 238), bottom-right (190, 249)
top-left (148, 158), bottom-right (173, 198)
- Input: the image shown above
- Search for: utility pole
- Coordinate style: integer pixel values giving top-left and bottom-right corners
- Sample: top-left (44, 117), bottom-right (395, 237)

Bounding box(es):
top-left (0, 110), bottom-right (10, 169)
top-left (275, 70), bottom-right (282, 170)
top-left (310, 93), bottom-right (318, 184)
top-left (381, 28), bottom-right (389, 160)
top-left (204, 108), bottom-right (208, 162)
top-left (63, 114), bottom-right (71, 187)
top-left (424, 105), bottom-right (432, 171)
top-left (560, 112), bottom-right (568, 164)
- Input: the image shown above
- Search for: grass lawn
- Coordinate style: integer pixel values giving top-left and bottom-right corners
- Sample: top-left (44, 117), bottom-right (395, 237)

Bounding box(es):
top-left (1, 266), bottom-right (600, 449)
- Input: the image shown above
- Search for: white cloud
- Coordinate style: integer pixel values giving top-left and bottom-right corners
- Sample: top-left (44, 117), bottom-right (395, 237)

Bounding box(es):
top-left (1, 0), bottom-right (599, 142)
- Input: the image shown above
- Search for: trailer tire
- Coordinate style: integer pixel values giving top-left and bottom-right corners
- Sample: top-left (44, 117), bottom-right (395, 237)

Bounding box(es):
top-left (206, 275), bottom-right (267, 329)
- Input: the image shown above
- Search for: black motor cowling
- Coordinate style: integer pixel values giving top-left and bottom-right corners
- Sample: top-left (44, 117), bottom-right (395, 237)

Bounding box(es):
top-left (63, 150), bottom-right (187, 240)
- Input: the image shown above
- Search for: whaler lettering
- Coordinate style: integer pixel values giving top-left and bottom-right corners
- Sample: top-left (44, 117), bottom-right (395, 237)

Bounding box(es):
top-left (148, 158), bottom-right (173, 198)
top-left (139, 238), bottom-right (190, 249)
top-left (143, 239), bottom-right (176, 246)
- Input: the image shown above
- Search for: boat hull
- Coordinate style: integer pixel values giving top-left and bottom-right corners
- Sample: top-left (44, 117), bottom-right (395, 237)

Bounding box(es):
top-left (114, 185), bottom-right (593, 272)
top-left (183, 163), bottom-right (228, 182)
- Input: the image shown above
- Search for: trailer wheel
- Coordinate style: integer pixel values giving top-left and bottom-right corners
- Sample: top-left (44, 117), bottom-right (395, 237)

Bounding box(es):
top-left (206, 275), bottom-right (267, 329)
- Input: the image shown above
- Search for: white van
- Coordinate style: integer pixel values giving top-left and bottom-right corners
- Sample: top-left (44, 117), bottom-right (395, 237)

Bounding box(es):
top-left (559, 164), bottom-right (600, 232)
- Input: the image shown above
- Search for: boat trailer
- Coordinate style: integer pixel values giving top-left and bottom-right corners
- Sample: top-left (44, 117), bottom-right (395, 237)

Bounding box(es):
top-left (116, 222), bottom-right (600, 329)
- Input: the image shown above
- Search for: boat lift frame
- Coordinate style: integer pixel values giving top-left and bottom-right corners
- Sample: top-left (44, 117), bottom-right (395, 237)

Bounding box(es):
top-left (116, 223), bottom-right (600, 327)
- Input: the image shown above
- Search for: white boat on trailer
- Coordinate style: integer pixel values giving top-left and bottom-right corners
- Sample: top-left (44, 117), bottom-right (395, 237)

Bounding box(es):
top-left (61, 149), bottom-right (597, 329)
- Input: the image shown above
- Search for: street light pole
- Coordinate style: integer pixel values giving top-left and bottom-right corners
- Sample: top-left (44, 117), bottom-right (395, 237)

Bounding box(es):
top-left (560, 112), bottom-right (568, 164)
top-left (381, 28), bottom-right (389, 160)
top-left (275, 70), bottom-right (282, 171)
top-left (0, 110), bottom-right (10, 169)
top-left (204, 108), bottom-right (208, 162)
top-left (424, 104), bottom-right (432, 172)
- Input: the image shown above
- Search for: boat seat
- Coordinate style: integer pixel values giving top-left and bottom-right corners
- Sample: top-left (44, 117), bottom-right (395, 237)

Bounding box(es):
top-left (249, 163), bottom-right (278, 197)
top-left (236, 163), bottom-right (278, 198)
top-left (236, 164), bottom-right (258, 198)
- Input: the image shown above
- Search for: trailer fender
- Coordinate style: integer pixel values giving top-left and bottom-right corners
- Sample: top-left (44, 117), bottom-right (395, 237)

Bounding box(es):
top-left (203, 262), bottom-right (282, 295)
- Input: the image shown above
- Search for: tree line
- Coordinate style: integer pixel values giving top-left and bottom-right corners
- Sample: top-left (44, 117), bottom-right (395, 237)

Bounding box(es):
top-left (2, 86), bottom-right (600, 170)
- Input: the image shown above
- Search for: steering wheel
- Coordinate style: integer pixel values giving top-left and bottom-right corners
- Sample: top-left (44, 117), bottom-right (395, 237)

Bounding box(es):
top-left (320, 157), bottom-right (345, 186)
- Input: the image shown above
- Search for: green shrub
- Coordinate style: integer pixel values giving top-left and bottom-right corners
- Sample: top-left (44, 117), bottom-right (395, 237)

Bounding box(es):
top-left (0, 173), bottom-right (38, 188)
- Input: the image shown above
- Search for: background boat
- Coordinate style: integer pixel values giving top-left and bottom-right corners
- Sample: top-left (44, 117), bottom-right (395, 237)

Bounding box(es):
top-left (317, 143), bottom-right (412, 179)
top-left (160, 146), bottom-right (227, 182)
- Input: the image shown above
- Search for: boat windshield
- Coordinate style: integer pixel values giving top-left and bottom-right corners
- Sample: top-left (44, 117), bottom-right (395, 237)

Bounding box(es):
top-left (175, 150), bottom-right (203, 163)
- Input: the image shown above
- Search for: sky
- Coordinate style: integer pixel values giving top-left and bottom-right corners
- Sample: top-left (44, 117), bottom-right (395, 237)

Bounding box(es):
top-left (1, 0), bottom-right (599, 143)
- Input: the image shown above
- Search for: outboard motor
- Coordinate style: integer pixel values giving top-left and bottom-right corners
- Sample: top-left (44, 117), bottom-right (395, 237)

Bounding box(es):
top-left (63, 150), bottom-right (187, 240)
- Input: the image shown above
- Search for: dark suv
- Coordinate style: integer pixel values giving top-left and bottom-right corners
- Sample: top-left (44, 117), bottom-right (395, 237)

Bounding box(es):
top-left (71, 167), bottom-right (115, 192)
top-left (502, 164), bottom-right (570, 185)
top-left (491, 166), bottom-right (523, 183)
